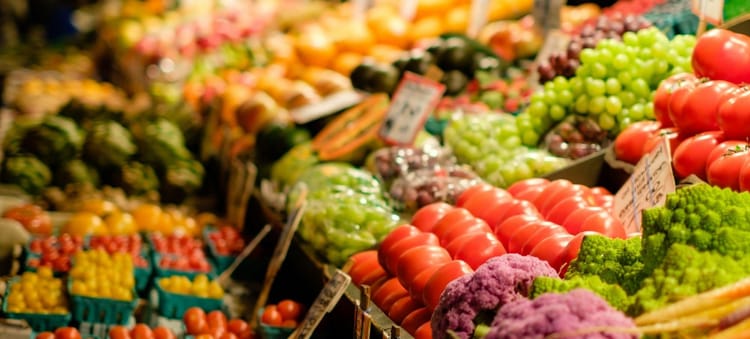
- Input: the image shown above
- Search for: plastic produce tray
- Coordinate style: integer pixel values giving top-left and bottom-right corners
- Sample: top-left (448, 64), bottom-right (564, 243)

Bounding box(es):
top-left (151, 252), bottom-right (216, 279)
top-left (257, 308), bottom-right (295, 339)
top-left (68, 281), bottom-right (138, 325)
top-left (202, 227), bottom-right (236, 273)
top-left (154, 280), bottom-right (222, 319)
top-left (3, 278), bottom-right (71, 332)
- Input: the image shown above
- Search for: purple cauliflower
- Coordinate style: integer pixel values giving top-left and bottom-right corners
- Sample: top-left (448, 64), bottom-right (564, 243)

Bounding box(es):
top-left (486, 289), bottom-right (638, 339)
top-left (431, 254), bottom-right (559, 339)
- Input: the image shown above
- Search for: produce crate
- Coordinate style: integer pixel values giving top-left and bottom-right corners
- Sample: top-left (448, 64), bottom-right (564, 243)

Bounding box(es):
top-left (202, 227), bottom-right (236, 273)
top-left (153, 278), bottom-right (223, 319)
top-left (135, 253), bottom-right (153, 294)
top-left (2, 279), bottom-right (71, 332)
top-left (76, 317), bottom-right (134, 339)
top-left (257, 309), bottom-right (294, 339)
top-left (68, 281), bottom-right (138, 325)
top-left (151, 252), bottom-right (216, 280)
top-left (30, 332), bottom-right (98, 339)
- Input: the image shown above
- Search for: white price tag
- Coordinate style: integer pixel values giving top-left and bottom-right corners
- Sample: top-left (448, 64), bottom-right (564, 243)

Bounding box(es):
top-left (378, 72), bottom-right (445, 146)
top-left (290, 270), bottom-right (352, 339)
top-left (614, 139), bottom-right (676, 233)
top-left (692, 0), bottom-right (725, 25)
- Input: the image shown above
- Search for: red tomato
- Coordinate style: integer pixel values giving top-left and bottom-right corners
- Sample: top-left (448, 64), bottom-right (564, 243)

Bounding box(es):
top-left (396, 245), bottom-right (451, 290)
top-left (454, 232), bottom-right (506, 269)
top-left (54, 328), bottom-right (82, 339)
top-left (512, 185), bottom-right (547, 204)
top-left (532, 180), bottom-right (573, 212)
top-left (739, 159), bottom-right (750, 192)
top-left (152, 327), bottom-right (176, 339)
top-left (444, 230), bottom-right (491, 256)
top-left (613, 121), bottom-right (661, 164)
top-left (383, 231), bottom-right (440, 277)
top-left (413, 322), bottom-right (433, 339)
top-left (579, 213), bottom-right (626, 239)
top-left (35, 332), bottom-right (55, 339)
top-left (402, 308), bottom-right (432, 335)
top-left (544, 196), bottom-right (590, 225)
top-left (227, 319), bottom-right (250, 336)
top-left (507, 221), bottom-right (550, 253)
top-left (530, 233), bottom-right (574, 272)
top-left (347, 251), bottom-right (387, 286)
top-left (488, 199), bottom-right (541, 230)
top-left (719, 90), bottom-right (750, 140)
top-left (642, 128), bottom-right (683, 157)
top-left (371, 277), bottom-right (409, 313)
top-left (219, 333), bottom-right (239, 339)
top-left (653, 73), bottom-right (698, 127)
top-left (388, 295), bottom-right (423, 324)
top-left (207, 311), bottom-right (228, 331)
top-left (672, 131), bottom-right (726, 180)
top-left (562, 206), bottom-right (610, 234)
top-left (507, 178), bottom-right (550, 197)
top-left (422, 260), bottom-right (473, 311)
top-left (706, 140), bottom-right (748, 171)
top-left (280, 319), bottom-right (297, 328)
top-left (667, 79), bottom-right (698, 128)
top-left (540, 184), bottom-right (594, 216)
top-left (592, 194), bottom-right (614, 210)
top-left (461, 188), bottom-right (512, 221)
top-left (2, 204), bottom-right (52, 236)
top-left (408, 264), bottom-right (442, 303)
top-left (184, 307), bottom-right (209, 335)
top-left (277, 300), bottom-right (304, 322)
top-left (455, 184), bottom-right (495, 207)
top-left (561, 231), bottom-right (602, 277)
top-left (707, 147), bottom-right (749, 190)
top-left (439, 218), bottom-right (492, 247)
top-left (261, 306), bottom-right (283, 326)
top-left (131, 324), bottom-right (154, 339)
top-left (520, 224), bottom-right (568, 255)
top-left (430, 208), bottom-right (478, 240)
top-left (411, 202), bottom-right (454, 232)
top-left (377, 225), bottom-right (422, 274)
top-left (692, 28), bottom-right (750, 85)
top-left (109, 326), bottom-right (132, 339)
top-left (494, 214), bottom-right (540, 249)
top-left (675, 80), bottom-right (739, 136)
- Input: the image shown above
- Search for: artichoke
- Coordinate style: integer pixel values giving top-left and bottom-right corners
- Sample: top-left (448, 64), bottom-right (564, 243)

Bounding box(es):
top-left (159, 159), bottom-right (205, 203)
top-left (54, 159), bottom-right (100, 187)
top-left (83, 120), bottom-right (137, 168)
top-left (107, 161), bottom-right (159, 196)
top-left (20, 115), bottom-right (84, 165)
top-left (2, 156), bottom-right (52, 194)
top-left (58, 99), bottom-right (125, 126)
top-left (133, 118), bottom-right (192, 170)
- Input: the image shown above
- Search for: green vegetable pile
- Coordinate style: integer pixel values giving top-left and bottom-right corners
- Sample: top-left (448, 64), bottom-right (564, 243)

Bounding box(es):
top-left (2, 100), bottom-right (204, 201)
top-left (289, 163), bottom-right (399, 266)
top-left (531, 184), bottom-right (750, 316)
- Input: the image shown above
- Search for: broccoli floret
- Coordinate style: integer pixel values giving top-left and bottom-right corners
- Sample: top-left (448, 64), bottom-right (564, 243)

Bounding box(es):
top-left (566, 235), bottom-right (645, 295)
top-left (630, 243), bottom-right (750, 315)
top-left (530, 276), bottom-right (631, 312)
top-left (712, 227), bottom-right (750, 260)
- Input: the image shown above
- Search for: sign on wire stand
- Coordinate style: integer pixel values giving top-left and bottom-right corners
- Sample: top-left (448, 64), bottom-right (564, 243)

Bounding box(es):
top-left (378, 72), bottom-right (445, 146)
top-left (289, 269), bottom-right (352, 339)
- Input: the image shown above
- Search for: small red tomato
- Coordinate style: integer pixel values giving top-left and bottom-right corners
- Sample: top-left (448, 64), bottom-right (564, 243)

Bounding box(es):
top-left (152, 327), bottom-right (176, 339)
top-left (260, 305), bottom-right (283, 326)
top-left (184, 307), bottom-right (209, 335)
top-left (347, 250), bottom-right (386, 286)
top-left (131, 324), bottom-right (154, 339)
top-left (227, 319), bottom-right (250, 336)
top-left (277, 299), bottom-right (304, 322)
top-left (280, 319), bottom-right (298, 328)
top-left (109, 326), bottom-right (132, 339)
top-left (54, 327), bottom-right (82, 339)
top-left (35, 332), bottom-right (55, 339)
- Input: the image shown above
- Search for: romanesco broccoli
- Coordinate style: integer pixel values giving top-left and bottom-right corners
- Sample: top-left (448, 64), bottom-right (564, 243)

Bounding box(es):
top-left (530, 275), bottom-right (631, 312)
top-left (565, 235), bottom-right (644, 294)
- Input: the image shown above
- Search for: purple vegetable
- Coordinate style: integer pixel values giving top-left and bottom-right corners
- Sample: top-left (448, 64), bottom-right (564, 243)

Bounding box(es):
top-left (487, 289), bottom-right (638, 339)
top-left (431, 254), bottom-right (559, 339)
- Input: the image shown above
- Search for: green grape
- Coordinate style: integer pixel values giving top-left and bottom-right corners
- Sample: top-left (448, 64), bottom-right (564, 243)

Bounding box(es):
top-left (502, 135), bottom-right (522, 149)
top-left (516, 113), bottom-right (534, 130)
top-left (591, 63), bottom-right (608, 79)
top-left (613, 54), bottom-right (629, 70)
top-left (617, 71), bottom-right (633, 87)
top-left (586, 78), bottom-right (607, 97)
top-left (575, 94), bottom-right (590, 114)
top-left (553, 76), bottom-right (569, 90)
top-left (544, 81), bottom-right (556, 93)
top-left (623, 32), bottom-right (638, 46)
top-left (521, 129), bottom-right (540, 147)
top-left (528, 101), bottom-right (548, 117)
top-left (558, 89), bottom-right (574, 106)
top-left (630, 103), bottom-right (646, 120)
top-left (598, 113), bottom-right (617, 131)
top-left (549, 104), bottom-right (566, 121)
top-left (618, 91), bottom-right (637, 107)
top-left (543, 91), bottom-right (559, 105)
top-left (629, 78), bottom-right (651, 98)
top-left (580, 49), bottom-right (597, 64)
top-left (480, 158), bottom-right (503, 174)
top-left (569, 77), bottom-right (584, 96)
top-left (651, 43), bottom-right (667, 59)
top-left (605, 96), bottom-right (623, 115)
top-left (530, 92), bottom-right (545, 103)
top-left (588, 96), bottom-right (607, 115)
top-left (654, 60), bottom-right (670, 77)
top-left (597, 49), bottom-right (614, 65)
top-left (644, 103), bottom-right (655, 119)
top-left (606, 78), bottom-right (622, 95)
top-left (530, 115), bottom-right (552, 133)
top-left (576, 65), bottom-right (591, 78)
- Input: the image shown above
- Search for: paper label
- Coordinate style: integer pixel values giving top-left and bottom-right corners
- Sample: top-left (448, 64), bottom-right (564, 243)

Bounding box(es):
top-left (378, 72), bottom-right (445, 146)
top-left (692, 0), bottom-right (725, 25)
top-left (467, 0), bottom-right (491, 39)
top-left (614, 139), bottom-right (676, 233)
top-left (533, 0), bottom-right (563, 32)
top-left (400, 0), bottom-right (419, 21)
top-left (291, 269), bottom-right (352, 339)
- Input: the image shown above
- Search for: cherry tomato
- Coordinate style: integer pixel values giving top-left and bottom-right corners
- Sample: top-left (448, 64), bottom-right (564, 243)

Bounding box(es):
top-left (455, 184), bottom-right (495, 207)
top-left (261, 305), bottom-right (283, 326)
top-left (672, 131), bottom-right (726, 180)
top-left (277, 299), bottom-right (304, 322)
top-left (219, 333), bottom-right (239, 339)
top-left (383, 232), bottom-right (440, 277)
top-left (109, 326), bottom-right (132, 339)
top-left (396, 245), bottom-right (451, 290)
top-left (561, 206), bottom-right (609, 234)
top-left (401, 308), bottom-right (432, 335)
top-left (387, 295), bottom-right (423, 324)
top-left (280, 319), bottom-right (298, 328)
top-left (207, 311), bottom-right (228, 331)
top-left (413, 321), bottom-right (433, 339)
top-left (544, 196), bottom-right (590, 226)
top-left (494, 214), bottom-right (540, 249)
top-left (520, 224), bottom-right (568, 255)
top-left (707, 146), bottom-right (749, 191)
top-left (54, 327), bottom-right (82, 339)
top-left (152, 327), bottom-right (176, 339)
top-left (454, 232), bottom-right (506, 269)
top-left (347, 250), bottom-right (387, 286)
top-left (35, 332), bottom-right (55, 339)
top-left (131, 324), bottom-right (155, 339)
top-left (507, 178), bottom-right (550, 197)
top-left (579, 213), bottom-right (627, 239)
top-left (422, 260), bottom-right (473, 311)
top-left (614, 121), bottom-right (661, 164)
top-left (439, 218), bottom-right (492, 247)
top-left (411, 203), bottom-right (454, 232)
top-left (377, 225), bottom-right (422, 275)
top-left (488, 199), bottom-right (541, 230)
top-left (227, 319), bottom-right (251, 336)
top-left (692, 28), bottom-right (750, 85)
top-left (529, 233), bottom-right (575, 273)
top-left (371, 277), bottom-right (408, 313)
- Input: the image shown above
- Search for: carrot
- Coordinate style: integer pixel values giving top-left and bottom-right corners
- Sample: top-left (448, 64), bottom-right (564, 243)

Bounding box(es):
top-left (709, 317), bottom-right (750, 339)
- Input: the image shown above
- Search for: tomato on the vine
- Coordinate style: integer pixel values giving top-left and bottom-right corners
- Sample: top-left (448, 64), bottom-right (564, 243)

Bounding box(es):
top-left (653, 73), bottom-right (698, 127)
top-left (261, 305), bottom-right (283, 326)
top-left (707, 145), bottom-right (749, 191)
top-left (671, 131), bottom-right (725, 180)
top-left (692, 28), bottom-right (750, 85)
top-left (719, 89), bottom-right (750, 140)
top-left (673, 80), bottom-right (739, 136)
top-left (613, 120), bottom-right (661, 164)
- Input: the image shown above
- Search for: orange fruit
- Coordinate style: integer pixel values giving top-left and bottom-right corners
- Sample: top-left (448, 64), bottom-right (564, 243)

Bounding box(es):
top-left (105, 211), bottom-right (137, 235)
top-left (369, 15), bottom-right (411, 49)
top-left (444, 5), bottom-right (470, 33)
top-left (409, 16), bottom-right (444, 43)
top-left (332, 21), bottom-right (375, 54)
top-left (295, 29), bottom-right (337, 68)
top-left (415, 0), bottom-right (457, 20)
top-left (63, 212), bottom-right (105, 236)
top-left (78, 199), bottom-right (118, 217)
top-left (131, 203), bottom-right (163, 232)
top-left (331, 52), bottom-right (364, 76)
top-left (368, 44), bottom-right (405, 63)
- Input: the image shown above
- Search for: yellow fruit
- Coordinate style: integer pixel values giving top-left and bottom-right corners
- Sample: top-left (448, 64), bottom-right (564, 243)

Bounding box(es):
top-left (409, 16), bottom-right (444, 43)
top-left (370, 15), bottom-right (411, 49)
top-left (331, 52), bottom-right (364, 76)
top-left (63, 212), bottom-right (105, 236)
top-left (368, 44), bottom-right (405, 64)
top-left (415, 0), bottom-right (458, 20)
top-left (332, 21), bottom-right (375, 54)
top-left (295, 28), bottom-right (337, 68)
top-left (445, 5), bottom-right (470, 33)
top-left (208, 281), bottom-right (224, 299)
top-left (195, 212), bottom-right (218, 228)
top-left (78, 199), bottom-right (118, 216)
top-left (105, 211), bottom-right (137, 235)
top-left (132, 203), bottom-right (163, 232)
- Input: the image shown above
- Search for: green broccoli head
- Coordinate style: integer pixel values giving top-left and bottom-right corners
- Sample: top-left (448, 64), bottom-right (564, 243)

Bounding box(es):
top-left (530, 275), bottom-right (631, 312)
top-left (566, 235), bottom-right (645, 295)
top-left (54, 159), bottom-right (100, 187)
top-left (83, 120), bottom-right (137, 168)
top-left (20, 115), bottom-right (84, 165)
top-left (630, 243), bottom-right (750, 316)
top-left (133, 118), bottom-right (191, 170)
top-left (2, 156), bottom-right (52, 194)
top-left (159, 159), bottom-right (205, 203)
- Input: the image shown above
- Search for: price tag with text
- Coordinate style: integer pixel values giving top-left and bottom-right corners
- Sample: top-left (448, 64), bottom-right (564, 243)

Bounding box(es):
top-left (291, 269), bottom-right (352, 339)
top-left (533, 0), bottom-right (563, 32)
top-left (692, 0), bottom-right (725, 26)
top-left (379, 72), bottom-right (445, 146)
top-left (614, 139), bottom-right (676, 233)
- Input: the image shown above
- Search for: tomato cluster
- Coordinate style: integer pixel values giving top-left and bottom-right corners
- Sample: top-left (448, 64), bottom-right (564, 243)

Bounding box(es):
top-left (207, 226), bottom-right (245, 256)
top-left (158, 274), bottom-right (224, 299)
top-left (260, 299), bottom-right (305, 328)
top-left (27, 234), bottom-right (85, 273)
top-left (88, 235), bottom-right (149, 267)
top-left (69, 249), bottom-right (134, 301)
top-left (183, 307), bottom-right (254, 339)
top-left (35, 327), bottom-right (83, 339)
top-left (151, 233), bottom-right (212, 272)
top-left (6, 267), bottom-right (67, 314)
top-left (3, 204), bottom-right (52, 236)
top-left (108, 324), bottom-right (176, 339)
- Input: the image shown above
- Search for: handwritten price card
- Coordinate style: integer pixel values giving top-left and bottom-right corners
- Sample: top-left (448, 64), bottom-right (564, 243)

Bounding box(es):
top-left (378, 72), bottom-right (445, 146)
top-left (290, 269), bottom-right (351, 339)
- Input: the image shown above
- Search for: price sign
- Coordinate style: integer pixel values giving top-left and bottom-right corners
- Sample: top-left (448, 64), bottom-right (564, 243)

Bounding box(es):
top-left (467, 0), bottom-right (491, 39)
top-left (692, 0), bottom-right (725, 26)
top-left (614, 139), bottom-right (676, 233)
top-left (378, 72), bottom-right (445, 146)
top-left (291, 91), bottom-right (364, 124)
top-left (290, 269), bottom-right (352, 339)
top-left (0, 319), bottom-right (32, 339)
top-left (533, 0), bottom-right (563, 32)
